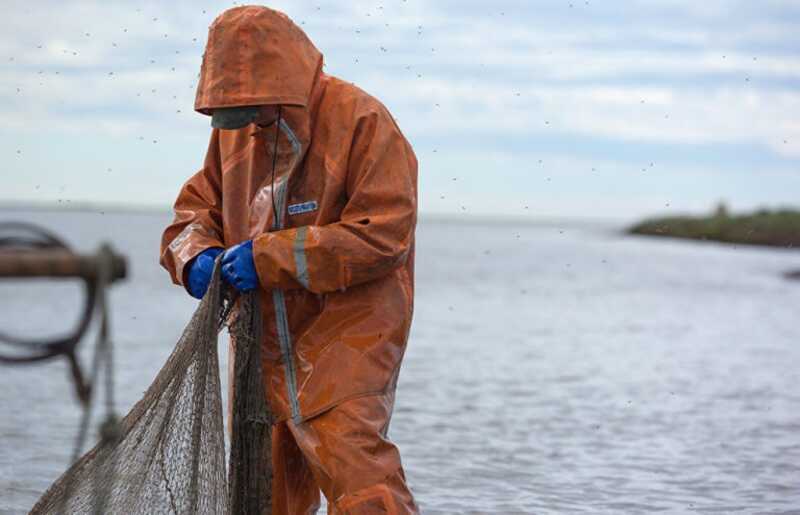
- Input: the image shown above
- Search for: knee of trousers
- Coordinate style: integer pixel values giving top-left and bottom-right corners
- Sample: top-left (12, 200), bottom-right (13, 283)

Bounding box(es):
top-left (332, 481), bottom-right (418, 515)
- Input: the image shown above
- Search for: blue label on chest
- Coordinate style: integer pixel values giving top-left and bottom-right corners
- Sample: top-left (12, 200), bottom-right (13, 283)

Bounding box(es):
top-left (287, 200), bottom-right (318, 216)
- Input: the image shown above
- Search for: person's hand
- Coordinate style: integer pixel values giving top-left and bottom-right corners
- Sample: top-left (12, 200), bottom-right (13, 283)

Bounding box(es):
top-left (186, 247), bottom-right (224, 299)
top-left (222, 240), bottom-right (258, 292)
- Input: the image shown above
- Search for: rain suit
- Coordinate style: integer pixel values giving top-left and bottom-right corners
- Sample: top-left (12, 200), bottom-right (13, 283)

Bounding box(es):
top-left (159, 6), bottom-right (418, 514)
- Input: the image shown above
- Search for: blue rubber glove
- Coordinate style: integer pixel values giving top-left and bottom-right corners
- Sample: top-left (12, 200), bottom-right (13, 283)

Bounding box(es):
top-left (221, 240), bottom-right (258, 292)
top-left (186, 247), bottom-right (224, 299)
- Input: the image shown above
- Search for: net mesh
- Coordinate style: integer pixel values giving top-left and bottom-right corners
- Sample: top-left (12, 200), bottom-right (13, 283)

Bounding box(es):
top-left (228, 282), bottom-right (274, 514)
top-left (29, 261), bottom-right (272, 514)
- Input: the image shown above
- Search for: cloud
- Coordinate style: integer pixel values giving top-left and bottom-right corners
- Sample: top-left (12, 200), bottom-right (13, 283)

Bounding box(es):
top-left (1, 0), bottom-right (798, 215)
top-left (360, 72), bottom-right (800, 158)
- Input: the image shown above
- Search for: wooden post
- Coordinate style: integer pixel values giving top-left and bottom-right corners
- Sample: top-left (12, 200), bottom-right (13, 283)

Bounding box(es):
top-left (0, 249), bottom-right (127, 282)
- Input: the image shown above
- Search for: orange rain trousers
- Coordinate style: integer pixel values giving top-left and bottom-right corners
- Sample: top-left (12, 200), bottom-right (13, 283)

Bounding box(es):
top-left (273, 392), bottom-right (418, 514)
top-left (159, 6), bottom-right (419, 513)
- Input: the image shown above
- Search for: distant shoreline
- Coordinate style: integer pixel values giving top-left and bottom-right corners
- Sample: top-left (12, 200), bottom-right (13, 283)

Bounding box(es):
top-left (0, 200), bottom-right (171, 216)
top-left (4, 201), bottom-right (799, 279)
top-left (0, 201), bottom-right (629, 228)
top-left (628, 205), bottom-right (800, 281)
top-left (628, 206), bottom-right (800, 250)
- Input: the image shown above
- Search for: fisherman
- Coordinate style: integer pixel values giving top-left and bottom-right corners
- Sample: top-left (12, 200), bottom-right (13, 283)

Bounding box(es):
top-left (160, 5), bottom-right (419, 514)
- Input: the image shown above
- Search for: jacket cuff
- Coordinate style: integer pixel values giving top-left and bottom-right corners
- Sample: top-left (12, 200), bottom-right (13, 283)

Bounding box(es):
top-left (173, 239), bottom-right (224, 290)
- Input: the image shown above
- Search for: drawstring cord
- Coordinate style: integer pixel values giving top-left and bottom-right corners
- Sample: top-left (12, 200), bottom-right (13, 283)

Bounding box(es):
top-left (270, 106), bottom-right (283, 230)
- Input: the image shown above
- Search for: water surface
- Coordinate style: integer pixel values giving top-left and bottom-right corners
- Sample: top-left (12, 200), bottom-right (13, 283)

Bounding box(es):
top-left (0, 209), bottom-right (798, 514)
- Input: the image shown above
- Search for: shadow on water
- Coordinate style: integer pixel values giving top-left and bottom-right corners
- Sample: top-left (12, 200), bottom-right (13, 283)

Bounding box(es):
top-left (784, 269), bottom-right (800, 281)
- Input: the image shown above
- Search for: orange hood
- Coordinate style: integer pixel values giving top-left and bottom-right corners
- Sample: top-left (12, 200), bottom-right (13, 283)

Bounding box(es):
top-left (195, 6), bottom-right (323, 114)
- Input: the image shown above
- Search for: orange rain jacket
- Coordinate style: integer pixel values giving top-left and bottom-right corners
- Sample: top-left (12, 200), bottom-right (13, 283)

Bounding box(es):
top-left (160, 7), bottom-right (418, 426)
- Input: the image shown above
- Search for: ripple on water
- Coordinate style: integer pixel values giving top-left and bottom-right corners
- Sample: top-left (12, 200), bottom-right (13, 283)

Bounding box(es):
top-left (1, 212), bottom-right (799, 513)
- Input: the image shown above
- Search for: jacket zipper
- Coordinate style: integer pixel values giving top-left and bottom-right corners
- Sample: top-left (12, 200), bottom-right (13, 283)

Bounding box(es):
top-left (270, 120), bottom-right (303, 424)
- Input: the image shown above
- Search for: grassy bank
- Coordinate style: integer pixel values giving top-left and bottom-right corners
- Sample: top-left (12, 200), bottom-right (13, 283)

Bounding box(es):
top-left (628, 205), bottom-right (800, 250)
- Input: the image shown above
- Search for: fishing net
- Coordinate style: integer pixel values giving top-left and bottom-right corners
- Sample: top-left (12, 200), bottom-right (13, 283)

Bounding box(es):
top-left (227, 281), bottom-right (274, 514)
top-left (29, 261), bottom-right (273, 514)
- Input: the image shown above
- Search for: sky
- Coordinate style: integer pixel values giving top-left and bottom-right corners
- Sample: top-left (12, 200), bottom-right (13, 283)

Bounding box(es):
top-left (1, 0), bottom-right (799, 222)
